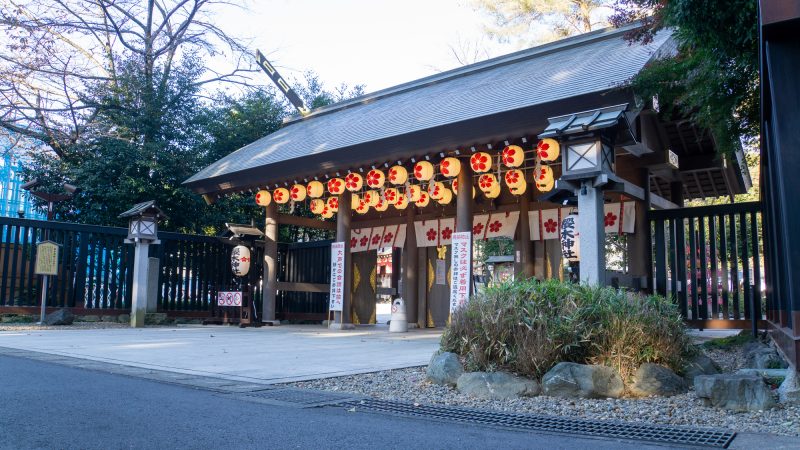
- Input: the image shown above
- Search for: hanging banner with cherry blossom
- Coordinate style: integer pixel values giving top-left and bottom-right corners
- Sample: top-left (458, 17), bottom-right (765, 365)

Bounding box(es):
top-left (528, 202), bottom-right (636, 241)
top-left (449, 231), bottom-right (472, 313)
top-left (469, 212), bottom-right (520, 240)
top-left (414, 219), bottom-right (456, 248)
top-left (349, 225), bottom-right (407, 253)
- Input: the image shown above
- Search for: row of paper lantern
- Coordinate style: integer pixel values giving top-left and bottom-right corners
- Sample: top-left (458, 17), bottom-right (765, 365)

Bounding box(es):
top-left (254, 165), bottom-right (556, 214)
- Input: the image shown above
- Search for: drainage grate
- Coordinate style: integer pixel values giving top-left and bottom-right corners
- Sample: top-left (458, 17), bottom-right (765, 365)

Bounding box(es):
top-left (339, 399), bottom-right (736, 448)
top-left (242, 388), bottom-right (360, 408)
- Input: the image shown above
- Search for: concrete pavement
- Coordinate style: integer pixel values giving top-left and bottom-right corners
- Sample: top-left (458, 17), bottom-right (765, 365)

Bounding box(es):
top-left (0, 324), bottom-right (441, 384)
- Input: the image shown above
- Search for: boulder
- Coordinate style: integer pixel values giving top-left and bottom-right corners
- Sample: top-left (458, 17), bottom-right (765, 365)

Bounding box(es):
top-left (456, 372), bottom-right (539, 400)
top-left (744, 342), bottom-right (787, 369)
top-left (694, 374), bottom-right (776, 411)
top-left (542, 362), bottom-right (624, 399)
top-left (426, 352), bottom-right (464, 386)
top-left (44, 308), bottom-right (74, 326)
top-left (778, 369), bottom-right (800, 405)
top-left (683, 354), bottom-right (720, 387)
top-left (118, 314), bottom-right (130, 324)
top-left (631, 363), bottom-right (687, 397)
top-left (145, 313), bottom-right (170, 325)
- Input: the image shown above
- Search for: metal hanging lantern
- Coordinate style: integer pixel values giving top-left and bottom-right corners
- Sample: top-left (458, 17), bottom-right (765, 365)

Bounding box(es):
top-left (231, 245), bottom-right (251, 277)
top-left (560, 213), bottom-right (580, 262)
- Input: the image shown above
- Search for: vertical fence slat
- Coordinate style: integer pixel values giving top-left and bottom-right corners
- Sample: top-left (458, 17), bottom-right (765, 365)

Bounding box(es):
top-left (709, 215), bottom-right (719, 319)
top-left (687, 217), bottom-right (698, 320)
top-left (654, 219), bottom-right (667, 297)
top-left (751, 211), bottom-right (762, 321)
top-left (740, 212), bottom-right (751, 320)
top-left (729, 214), bottom-right (740, 320)
top-left (698, 216), bottom-right (709, 321)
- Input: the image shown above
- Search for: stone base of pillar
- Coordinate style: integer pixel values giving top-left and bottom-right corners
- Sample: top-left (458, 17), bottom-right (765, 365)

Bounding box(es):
top-left (130, 307), bottom-right (145, 328)
top-left (261, 320), bottom-right (281, 326)
top-left (328, 323), bottom-right (356, 330)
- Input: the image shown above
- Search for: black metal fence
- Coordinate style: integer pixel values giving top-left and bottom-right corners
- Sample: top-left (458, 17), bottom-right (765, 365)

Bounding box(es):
top-left (650, 202), bottom-right (764, 328)
top-left (276, 240), bottom-right (331, 320)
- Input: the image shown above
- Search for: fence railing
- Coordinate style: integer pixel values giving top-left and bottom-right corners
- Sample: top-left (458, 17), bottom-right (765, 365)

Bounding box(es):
top-left (650, 202), bottom-right (764, 329)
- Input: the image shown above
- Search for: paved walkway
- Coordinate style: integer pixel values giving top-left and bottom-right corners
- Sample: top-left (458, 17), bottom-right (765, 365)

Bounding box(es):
top-left (0, 324), bottom-right (441, 384)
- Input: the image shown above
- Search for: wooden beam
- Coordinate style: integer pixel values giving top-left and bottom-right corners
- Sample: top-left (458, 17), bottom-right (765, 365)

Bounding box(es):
top-left (650, 192), bottom-right (680, 210)
top-left (277, 213), bottom-right (336, 230)
top-left (276, 282), bottom-right (329, 293)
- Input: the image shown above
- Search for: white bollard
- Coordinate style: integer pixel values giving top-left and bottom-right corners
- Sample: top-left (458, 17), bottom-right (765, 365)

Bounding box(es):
top-left (389, 298), bottom-right (408, 333)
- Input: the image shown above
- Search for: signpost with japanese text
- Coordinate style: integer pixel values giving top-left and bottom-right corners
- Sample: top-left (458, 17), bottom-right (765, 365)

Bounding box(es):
top-left (329, 242), bottom-right (345, 316)
top-left (449, 231), bottom-right (472, 314)
top-left (34, 241), bottom-right (60, 324)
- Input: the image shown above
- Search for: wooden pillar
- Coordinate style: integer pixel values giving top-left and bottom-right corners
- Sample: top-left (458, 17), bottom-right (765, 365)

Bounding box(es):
top-left (515, 193), bottom-right (534, 278)
top-left (262, 201), bottom-right (279, 324)
top-left (403, 207), bottom-right (419, 327)
top-left (533, 240), bottom-right (546, 279)
top-left (332, 193), bottom-right (354, 329)
top-left (456, 161), bottom-right (474, 295)
top-left (670, 181), bottom-right (684, 208)
top-left (628, 168), bottom-right (653, 292)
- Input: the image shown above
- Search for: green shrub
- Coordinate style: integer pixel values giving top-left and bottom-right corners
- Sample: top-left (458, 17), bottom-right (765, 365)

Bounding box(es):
top-left (440, 279), bottom-right (694, 382)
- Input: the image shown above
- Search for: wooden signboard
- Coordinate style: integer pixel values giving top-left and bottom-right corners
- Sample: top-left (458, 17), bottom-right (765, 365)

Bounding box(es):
top-left (35, 241), bottom-right (60, 276)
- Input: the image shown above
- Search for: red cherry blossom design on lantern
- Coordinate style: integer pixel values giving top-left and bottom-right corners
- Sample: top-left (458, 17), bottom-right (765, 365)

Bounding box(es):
top-left (413, 164), bottom-right (423, 180)
top-left (389, 168), bottom-right (401, 182)
top-left (274, 190), bottom-right (285, 202)
top-left (426, 228), bottom-right (437, 241)
top-left (505, 171), bottom-right (520, 185)
top-left (479, 175), bottom-right (495, 190)
top-left (371, 235), bottom-right (381, 245)
top-left (502, 147), bottom-right (517, 166)
top-left (431, 185), bottom-right (441, 197)
top-left (345, 173), bottom-right (360, 190)
top-left (441, 159), bottom-right (453, 176)
top-left (367, 170), bottom-right (382, 187)
top-left (470, 153), bottom-right (489, 172)
top-left (473, 223), bottom-right (484, 235)
top-left (329, 197), bottom-right (339, 209)
top-left (350, 238), bottom-right (357, 248)
top-left (441, 227), bottom-right (453, 240)
top-left (537, 140), bottom-right (551, 159)
top-left (385, 190), bottom-right (397, 202)
top-left (488, 221), bottom-right (502, 233)
top-left (604, 212), bottom-right (618, 227)
top-left (360, 236), bottom-right (369, 247)
top-left (291, 186), bottom-right (301, 199)
top-left (328, 179), bottom-right (342, 192)
top-left (544, 219), bottom-right (558, 234)
top-left (537, 168), bottom-right (548, 181)
top-left (383, 232), bottom-right (394, 243)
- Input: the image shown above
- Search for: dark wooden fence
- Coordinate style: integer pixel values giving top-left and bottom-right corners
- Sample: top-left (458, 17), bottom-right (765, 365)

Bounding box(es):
top-left (0, 217), bottom-right (333, 320)
top-left (650, 202), bottom-right (765, 329)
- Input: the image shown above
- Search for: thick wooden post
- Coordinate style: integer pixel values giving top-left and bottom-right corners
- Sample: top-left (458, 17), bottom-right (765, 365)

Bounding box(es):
top-left (515, 193), bottom-right (534, 278)
top-left (332, 193), bottom-right (354, 329)
top-left (627, 168), bottom-right (653, 292)
top-left (403, 207), bottom-right (419, 327)
top-left (262, 201), bottom-right (279, 324)
top-left (456, 162), bottom-right (473, 233)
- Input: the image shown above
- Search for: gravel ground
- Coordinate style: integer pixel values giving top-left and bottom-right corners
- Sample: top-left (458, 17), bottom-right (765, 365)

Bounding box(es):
top-left (287, 351), bottom-right (800, 437)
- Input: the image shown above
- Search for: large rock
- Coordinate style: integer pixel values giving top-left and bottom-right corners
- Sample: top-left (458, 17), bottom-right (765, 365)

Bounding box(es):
top-left (744, 342), bottom-right (787, 369)
top-left (695, 374), bottom-right (776, 411)
top-left (542, 362), bottom-right (624, 399)
top-left (456, 371), bottom-right (539, 400)
top-left (631, 363), bottom-right (688, 397)
top-left (44, 308), bottom-right (74, 326)
top-left (426, 352), bottom-right (463, 386)
top-left (683, 354), bottom-right (720, 387)
top-left (778, 369), bottom-right (800, 405)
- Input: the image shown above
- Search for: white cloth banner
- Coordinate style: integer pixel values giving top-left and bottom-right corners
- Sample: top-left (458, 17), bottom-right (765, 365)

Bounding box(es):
top-left (528, 202), bottom-right (636, 241)
top-left (329, 242), bottom-right (345, 311)
top-left (483, 211), bottom-right (520, 240)
top-left (449, 231), bottom-right (472, 313)
top-left (350, 225), bottom-right (407, 252)
top-left (414, 218), bottom-right (455, 248)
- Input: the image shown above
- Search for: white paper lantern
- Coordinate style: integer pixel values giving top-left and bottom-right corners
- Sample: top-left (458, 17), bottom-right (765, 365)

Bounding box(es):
top-left (501, 145), bottom-right (524, 168)
top-left (509, 181), bottom-right (527, 196)
top-left (306, 180), bottom-right (324, 198)
top-left (388, 165), bottom-right (408, 185)
top-left (429, 181), bottom-right (445, 200)
top-left (415, 191), bottom-right (430, 207)
top-left (364, 190), bottom-right (380, 207)
top-left (273, 187), bottom-right (290, 204)
top-left (561, 213), bottom-right (580, 262)
top-left (255, 190), bottom-right (271, 206)
top-left (394, 193), bottom-right (409, 209)
top-left (290, 184), bottom-right (307, 201)
top-left (470, 152), bottom-right (492, 173)
top-left (485, 183), bottom-right (501, 199)
top-left (321, 206), bottom-right (334, 219)
top-left (326, 196), bottom-right (339, 212)
top-left (310, 199), bottom-right (325, 214)
top-left (231, 245), bottom-right (250, 277)
top-left (451, 179), bottom-right (475, 198)
top-left (413, 161), bottom-right (434, 181)
top-left (478, 173), bottom-right (498, 193)
top-left (383, 187), bottom-right (399, 204)
top-left (439, 157), bottom-right (461, 178)
top-left (344, 172), bottom-right (363, 192)
top-left (327, 178), bottom-right (345, 195)
top-left (537, 138), bottom-right (561, 162)
top-left (406, 184), bottom-right (421, 202)
top-left (366, 169), bottom-right (386, 188)
top-left (535, 165), bottom-right (555, 192)
top-left (437, 187), bottom-right (453, 205)
top-left (355, 199), bottom-right (369, 215)
top-left (374, 197), bottom-right (389, 212)
top-left (504, 169), bottom-right (524, 189)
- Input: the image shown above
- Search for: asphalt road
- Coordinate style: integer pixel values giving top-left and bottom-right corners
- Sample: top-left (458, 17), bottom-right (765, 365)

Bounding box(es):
top-left (0, 355), bottom-right (681, 450)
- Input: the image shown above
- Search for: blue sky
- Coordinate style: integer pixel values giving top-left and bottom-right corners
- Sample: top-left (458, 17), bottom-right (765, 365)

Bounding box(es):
top-left (214, 0), bottom-right (511, 93)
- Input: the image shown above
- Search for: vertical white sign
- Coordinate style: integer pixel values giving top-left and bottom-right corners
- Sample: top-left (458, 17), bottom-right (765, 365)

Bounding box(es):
top-left (449, 231), bottom-right (472, 313)
top-left (329, 241), bottom-right (345, 312)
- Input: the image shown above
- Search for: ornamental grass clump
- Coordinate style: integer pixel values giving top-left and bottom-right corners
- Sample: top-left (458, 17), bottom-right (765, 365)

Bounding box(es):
top-left (440, 279), bottom-right (694, 381)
